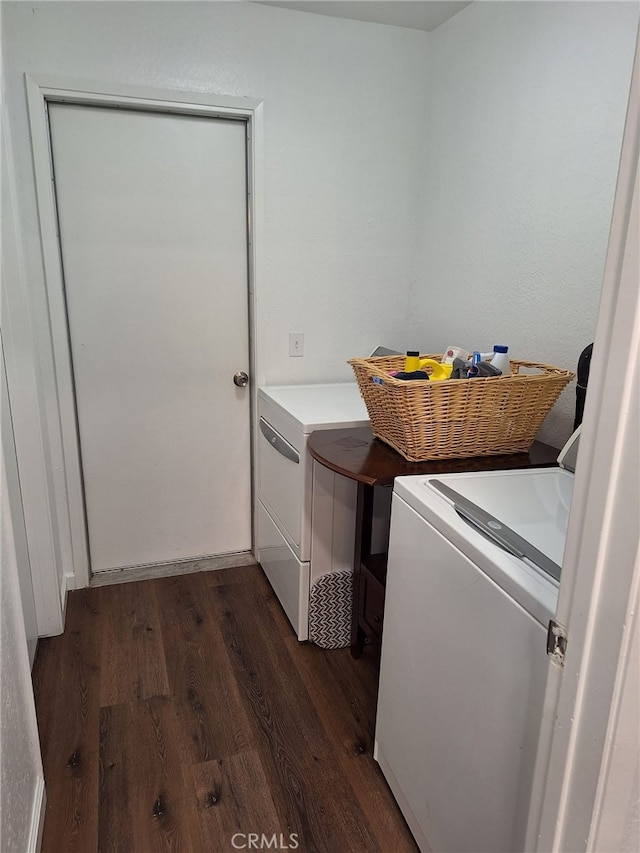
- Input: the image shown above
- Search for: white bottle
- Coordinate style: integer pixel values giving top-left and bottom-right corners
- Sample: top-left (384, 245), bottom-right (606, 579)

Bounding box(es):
top-left (491, 345), bottom-right (511, 376)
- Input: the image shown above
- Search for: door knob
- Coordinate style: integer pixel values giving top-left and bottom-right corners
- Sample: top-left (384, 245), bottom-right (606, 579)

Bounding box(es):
top-left (233, 371), bottom-right (249, 387)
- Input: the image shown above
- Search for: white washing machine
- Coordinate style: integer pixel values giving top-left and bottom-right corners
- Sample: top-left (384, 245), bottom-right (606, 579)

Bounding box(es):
top-left (256, 383), bottom-right (371, 644)
top-left (374, 431), bottom-right (579, 853)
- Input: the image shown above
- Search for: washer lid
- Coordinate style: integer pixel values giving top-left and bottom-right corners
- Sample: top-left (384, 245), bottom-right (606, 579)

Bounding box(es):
top-left (393, 468), bottom-right (572, 625)
top-left (395, 467), bottom-right (574, 574)
top-left (430, 479), bottom-right (562, 581)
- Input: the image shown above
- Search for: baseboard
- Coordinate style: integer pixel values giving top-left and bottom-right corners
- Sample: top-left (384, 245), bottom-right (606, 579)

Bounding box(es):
top-left (89, 551), bottom-right (257, 587)
top-left (60, 572), bottom-right (76, 621)
top-left (27, 776), bottom-right (46, 853)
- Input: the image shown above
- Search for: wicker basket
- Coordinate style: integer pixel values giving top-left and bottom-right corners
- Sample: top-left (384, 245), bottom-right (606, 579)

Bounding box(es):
top-left (349, 354), bottom-right (574, 462)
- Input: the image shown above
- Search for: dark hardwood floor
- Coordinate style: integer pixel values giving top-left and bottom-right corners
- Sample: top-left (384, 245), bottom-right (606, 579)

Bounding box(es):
top-left (32, 564), bottom-right (418, 852)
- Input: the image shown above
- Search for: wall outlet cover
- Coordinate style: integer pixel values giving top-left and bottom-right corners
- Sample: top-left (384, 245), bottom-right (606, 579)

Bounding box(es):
top-left (289, 331), bottom-right (304, 357)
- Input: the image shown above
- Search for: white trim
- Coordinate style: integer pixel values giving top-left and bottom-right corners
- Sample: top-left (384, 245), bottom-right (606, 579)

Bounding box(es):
top-left (246, 101), bottom-right (265, 551)
top-left (590, 561), bottom-right (640, 851)
top-left (2, 95), bottom-right (64, 637)
top-left (88, 551), bottom-right (257, 588)
top-left (60, 570), bottom-right (76, 620)
top-left (529, 30), bottom-right (640, 853)
top-left (25, 76), bottom-right (90, 592)
top-left (27, 777), bottom-right (46, 853)
top-left (26, 73), bottom-right (263, 115)
top-left (26, 74), bottom-right (263, 588)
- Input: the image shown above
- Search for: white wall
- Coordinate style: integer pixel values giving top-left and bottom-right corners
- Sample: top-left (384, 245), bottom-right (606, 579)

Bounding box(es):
top-left (0, 451), bottom-right (45, 853)
top-left (413, 0), bottom-right (639, 447)
top-left (2, 0), bottom-right (430, 386)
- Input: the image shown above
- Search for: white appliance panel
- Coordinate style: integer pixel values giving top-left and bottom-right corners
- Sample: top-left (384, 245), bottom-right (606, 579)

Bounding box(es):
top-left (256, 383), bottom-right (369, 639)
top-left (394, 470), bottom-right (563, 625)
top-left (257, 399), bottom-right (306, 557)
top-left (256, 501), bottom-right (309, 640)
top-left (376, 493), bottom-right (552, 853)
top-left (258, 383), bottom-right (368, 433)
top-left (426, 468), bottom-right (573, 567)
top-left (257, 386), bottom-right (368, 564)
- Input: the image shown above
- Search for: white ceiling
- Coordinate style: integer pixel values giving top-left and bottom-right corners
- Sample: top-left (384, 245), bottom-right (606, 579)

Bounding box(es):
top-left (255, 1), bottom-right (473, 32)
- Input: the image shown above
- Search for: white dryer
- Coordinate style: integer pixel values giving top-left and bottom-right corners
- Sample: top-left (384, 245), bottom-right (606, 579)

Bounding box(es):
top-left (256, 384), bottom-right (370, 643)
top-left (374, 431), bottom-right (579, 853)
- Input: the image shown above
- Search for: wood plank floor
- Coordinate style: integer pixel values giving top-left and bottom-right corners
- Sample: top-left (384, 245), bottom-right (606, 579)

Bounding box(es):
top-left (32, 564), bottom-right (418, 852)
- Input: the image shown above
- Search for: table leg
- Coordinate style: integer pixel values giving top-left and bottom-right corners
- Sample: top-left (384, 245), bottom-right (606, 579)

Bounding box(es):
top-left (350, 481), bottom-right (374, 658)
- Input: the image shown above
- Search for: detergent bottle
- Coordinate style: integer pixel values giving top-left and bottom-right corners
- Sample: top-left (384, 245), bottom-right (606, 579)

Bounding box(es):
top-left (491, 345), bottom-right (511, 376)
top-left (405, 351), bottom-right (421, 372)
top-left (419, 358), bottom-right (453, 381)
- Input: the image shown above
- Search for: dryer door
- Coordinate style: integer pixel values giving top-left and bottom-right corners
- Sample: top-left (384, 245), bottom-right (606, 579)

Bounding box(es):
top-left (258, 415), bottom-right (303, 555)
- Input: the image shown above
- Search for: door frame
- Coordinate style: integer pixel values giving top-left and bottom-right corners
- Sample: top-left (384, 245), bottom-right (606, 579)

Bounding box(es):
top-left (527, 32), bottom-right (639, 851)
top-left (26, 74), bottom-right (264, 590)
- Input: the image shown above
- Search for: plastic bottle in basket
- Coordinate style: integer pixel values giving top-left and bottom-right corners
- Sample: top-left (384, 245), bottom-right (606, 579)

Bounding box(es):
top-left (491, 345), bottom-right (511, 376)
top-left (405, 351), bottom-right (420, 372)
top-left (419, 359), bottom-right (453, 380)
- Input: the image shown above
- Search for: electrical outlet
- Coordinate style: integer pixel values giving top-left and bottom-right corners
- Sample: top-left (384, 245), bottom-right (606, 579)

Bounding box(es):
top-left (289, 331), bottom-right (304, 357)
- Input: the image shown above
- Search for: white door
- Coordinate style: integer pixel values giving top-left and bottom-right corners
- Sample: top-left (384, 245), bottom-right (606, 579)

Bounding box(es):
top-left (48, 104), bottom-right (251, 574)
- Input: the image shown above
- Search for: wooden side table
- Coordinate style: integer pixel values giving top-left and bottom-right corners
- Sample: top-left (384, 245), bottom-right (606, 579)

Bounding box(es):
top-left (308, 426), bottom-right (559, 658)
